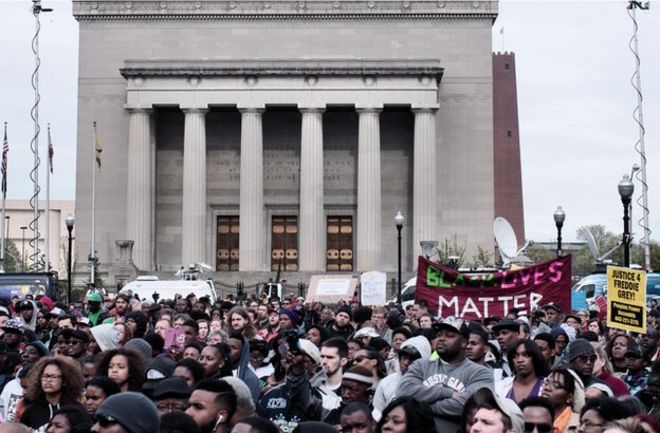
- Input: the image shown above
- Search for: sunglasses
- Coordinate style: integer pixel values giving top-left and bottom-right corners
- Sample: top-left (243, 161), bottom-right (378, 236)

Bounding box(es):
top-left (353, 356), bottom-right (374, 363)
top-left (577, 354), bottom-right (597, 363)
top-left (95, 414), bottom-right (119, 428)
top-left (524, 423), bottom-right (553, 433)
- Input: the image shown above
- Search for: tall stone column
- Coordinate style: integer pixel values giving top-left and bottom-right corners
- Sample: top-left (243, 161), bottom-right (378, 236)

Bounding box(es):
top-left (413, 107), bottom-right (438, 258)
top-left (298, 107), bottom-right (325, 271)
top-left (239, 108), bottom-right (265, 271)
top-left (356, 107), bottom-right (382, 271)
top-left (126, 108), bottom-right (153, 271)
top-left (181, 108), bottom-right (208, 266)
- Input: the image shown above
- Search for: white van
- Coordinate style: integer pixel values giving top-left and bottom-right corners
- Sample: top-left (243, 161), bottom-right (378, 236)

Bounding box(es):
top-left (120, 276), bottom-right (217, 304)
top-left (571, 271), bottom-right (660, 309)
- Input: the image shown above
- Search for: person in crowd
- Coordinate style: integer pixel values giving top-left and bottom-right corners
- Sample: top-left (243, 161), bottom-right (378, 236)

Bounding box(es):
top-left (567, 339), bottom-right (603, 388)
top-left (372, 335), bottom-right (431, 420)
top-left (466, 322), bottom-right (491, 367)
top-left (61, 329), bottom-right (89, 364)
top-left (223, 376), bottom-right (257, 425)
top-left (86, 293), bottom-right (108, 327)
top-left (18, 357), bottom-right (85, 431)
top-left (173, 357), bottom-right (206, 388)
top-left (606, 335), bottom-right (630, 377)
top-left (227, 332), bottom-right (260, 402)
top-left (95, 348), bottom-right (146, 392)
top-left (352, 349), bottom-right (386, 386)
top-left (326, 306), bottom-right (354, 340)
top-left (339, 402), bottom-right (374, 433)
top-left (641, 327), bottom-right (659, 363)
top-left (185, 379), bottom-right (237, 433)
top-left (183, 342), bottom-right (203, 360)
top-left (375, 396), bottom-right (434, 433)
top-left (497, 339), bottom-right (549, 403)
top-left (2, 319), bottom-right (25, 353)
top-left (320, 337), bottom-right (349, 393)
top-left (91, 392), bottom-right (160, 433)
top-left (589, 342), bottom-right (627, 396)
top-left (226, 307), bottom-right (258, 341)
top-left (229, 416), bottom-right (279, 433)
top-left (578, 397), bottom-right (630, 433)
top-left (153, 377), bottom-right (191, 415)
top-left (543, 303), bottom-right (563, 328)
top-left (587, 320), bottom-right (606, 343)
top-left (371, 307), bottom-right (392, 343)
top-left (306, 324), bottom-right (330, 348)
top-left (585, 383), bottom-right (614, 401)
top-left (1, 364), bottom-right (31, 422)
top-left (620, 344), bottom-right (650, 396)
top-left (541, 367), bottom-right (585, 433)
top-left (257, 310), bottom-right (280, 343)
top-left (468, 387), bottom-right (525, 433)
top-left (45, 405), bottom-right (93, 433)
top-left (84, 376), bottom-right (120, 417)
top-left (104, 294), bottom-right (131, 324)
top-left (533, 333), bottom-right (558, 369)
top-left (398, 318), bottom-right (494, 433)
top-left (493, 320), bottom-right (520, 378)
top-left (17, 300), bottom-right (38, 333)
top-left (248, 339), bottom-right (273, 380)
top-left (160, 411), bottom-right (201, 433)
top-left (519, 396), bottom-right (555, 433)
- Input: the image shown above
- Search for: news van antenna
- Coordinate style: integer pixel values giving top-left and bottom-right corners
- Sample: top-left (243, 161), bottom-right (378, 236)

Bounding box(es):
top-left (493, 217), bottom-right (531, 267)
top-left (582, 227), bottom-right (622, 273)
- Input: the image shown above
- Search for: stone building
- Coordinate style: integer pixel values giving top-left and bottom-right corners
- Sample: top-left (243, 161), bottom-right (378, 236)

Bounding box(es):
top-left (72, 0), bottom-right (516, 285)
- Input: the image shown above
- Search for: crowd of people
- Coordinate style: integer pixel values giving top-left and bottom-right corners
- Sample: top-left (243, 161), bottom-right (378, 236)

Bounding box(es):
top-left (0, 287), bottom-right (659, 433)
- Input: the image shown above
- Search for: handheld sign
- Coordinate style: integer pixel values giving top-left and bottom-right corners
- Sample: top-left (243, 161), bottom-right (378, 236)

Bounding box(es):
top-left (307, 275), bottom-right (357, 303)
top-left (360, 271), bottom-right (387, 306)
top-left (606, 266), bottom-right (646, 333)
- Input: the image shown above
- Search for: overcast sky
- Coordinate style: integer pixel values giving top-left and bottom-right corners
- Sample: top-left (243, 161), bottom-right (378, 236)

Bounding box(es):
top-left (1, 0), bottom-right (658, 245)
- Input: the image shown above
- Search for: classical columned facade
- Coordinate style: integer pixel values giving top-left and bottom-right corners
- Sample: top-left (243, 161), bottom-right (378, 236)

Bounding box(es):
top-left (72, 0), bottom-right (499, 284)
top-left (120, 60), bottom-right (441, 272)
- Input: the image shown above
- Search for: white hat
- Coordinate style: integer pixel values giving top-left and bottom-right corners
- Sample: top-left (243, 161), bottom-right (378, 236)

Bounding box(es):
top-left (298, 338), bottom-right (321, 364)
top-left (354, 327), bottom-right (380, 339)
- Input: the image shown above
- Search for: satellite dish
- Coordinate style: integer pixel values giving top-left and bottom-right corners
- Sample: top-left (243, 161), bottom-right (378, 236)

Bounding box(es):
top-left (494, 217), bottom-right (518, 262)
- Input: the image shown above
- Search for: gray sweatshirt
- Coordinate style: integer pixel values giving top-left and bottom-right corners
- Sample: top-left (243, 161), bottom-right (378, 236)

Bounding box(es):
top-left (397, 356), bottom-right (493, 433)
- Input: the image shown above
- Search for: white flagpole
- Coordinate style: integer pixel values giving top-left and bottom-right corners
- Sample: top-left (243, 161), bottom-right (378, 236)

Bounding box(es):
top-left (45, 123), bottom-right (51, 273)
top-left (91, 121), bottom-right (97, 284)
top-left (0, 122), bottom-right (5, 273)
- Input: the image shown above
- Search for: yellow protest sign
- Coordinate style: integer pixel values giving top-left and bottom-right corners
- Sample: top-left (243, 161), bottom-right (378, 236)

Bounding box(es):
top-left (606, 266), bottom-right (646, 333)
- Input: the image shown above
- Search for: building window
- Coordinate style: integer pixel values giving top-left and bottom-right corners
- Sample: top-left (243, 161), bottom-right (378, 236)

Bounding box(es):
top-left (216, 216), bottom-right (240, 271)
top-left (504, 63), bottom-right (510, 70)
top-left (326, 216), bottom-right (353, 272)
top-left (272, 216), bottom-right (298, 271)
top-left (507, 130), bottom-right (513, 137)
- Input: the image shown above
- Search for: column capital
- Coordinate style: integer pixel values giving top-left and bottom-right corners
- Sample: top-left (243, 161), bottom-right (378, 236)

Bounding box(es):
top-left (238, 107), bottom-right (266, 114)
top-left (123, 104), bottom-right (154, 113)
top-left (299, 106), bottom-right (326, 114)
top-left (355, 106), bottom-right (383, 114)
top-left (181, 107), bottom-right (209, 114)
top-left (411, 105), bottom-right (439, 114)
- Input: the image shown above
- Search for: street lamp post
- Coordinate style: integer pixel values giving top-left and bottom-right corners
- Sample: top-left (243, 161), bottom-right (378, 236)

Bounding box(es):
top-left (20, 226), bottom-right (28, 272)
top-left (618, 175), bottom-right (634, 267)
top-left (394, 211), bottom-right (405, 304)
top-left (553, 206), bottom-right (566, 257)
top-left (65, 214), bottom-right (75, 304)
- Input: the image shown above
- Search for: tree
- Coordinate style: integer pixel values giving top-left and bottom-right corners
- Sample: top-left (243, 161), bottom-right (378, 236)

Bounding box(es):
top-left (1, 240), bottom-right (26, 272)
top-left (469, 246), bottom-right (494, 269)
top-left (526, 243), bottom-right (554, 265)
top-left (436, 236), bottom-right (466, 269)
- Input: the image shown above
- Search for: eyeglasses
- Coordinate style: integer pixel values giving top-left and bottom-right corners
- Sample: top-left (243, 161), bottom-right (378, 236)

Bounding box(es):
top-left (95, 414), bottom-right (119, 428)
top-left (156, 402), bottom-right (188, 412)
top-left (577, 354), bottom-right (597, 363)
top-left (524, 422), bottom-right (553, 433)
top-left (41, 374), bottom-right (63, 381)
top-left (353, 356), bottom-right (373, 363)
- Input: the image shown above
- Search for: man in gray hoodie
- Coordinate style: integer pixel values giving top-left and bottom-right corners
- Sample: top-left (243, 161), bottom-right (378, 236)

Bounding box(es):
top-left (397, 317), bottom-right (494, 433)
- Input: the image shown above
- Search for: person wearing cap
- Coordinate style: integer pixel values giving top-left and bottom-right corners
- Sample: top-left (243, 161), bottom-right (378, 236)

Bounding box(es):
top-left (620, 344), bottom-right (650, 396)
top-left (262, 337), bottom-right (341, 430)
top-left (91, 391), bottom-right (160, 433)
top-left (398, 317), bottom-right (494, 433)
top-left (2, 319), bottom-right (25, 352)
top-left (567, 339), bottom-right (606, 388)
top-left (542, 303), bottom-right (563, 327)
top-left (372, 335), bottom-right (431, 421)
top-left (61, 329), bottom-right (89, 363)
top-left (86, 292), bottom-right (108, 327)
top-left (17, 299), bottom-right (38, 332)
top-left (469, 387), bottom-right (525, 433)
top-left (153, 377), bottom-right (191, 415)
top-left (326, 306), bottom-right (354, 341)
top-left (492, 320), bottom-right (520, 378)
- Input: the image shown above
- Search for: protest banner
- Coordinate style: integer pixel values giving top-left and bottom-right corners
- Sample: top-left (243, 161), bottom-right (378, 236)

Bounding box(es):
top-left (306, 275), bottom-right (357, 303)
top-left (415, 255), bottom-right (572, 319)
top-left (360, 271), bottom-right (387, 306)
top-left (606, 266), bottom-right (646, 333)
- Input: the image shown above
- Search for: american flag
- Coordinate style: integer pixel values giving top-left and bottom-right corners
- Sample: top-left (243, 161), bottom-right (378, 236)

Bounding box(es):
top-left (48, 125), bottom-right (54, 174)
top-left (1, 122), bottom-right (7, 199)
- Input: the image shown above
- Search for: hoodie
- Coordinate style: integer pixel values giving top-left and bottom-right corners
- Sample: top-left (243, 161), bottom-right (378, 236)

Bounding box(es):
top-left (18, 300), bottom-right (38, 332)
top-left (236, 335), bottom-right (260, 403)
top-left (397, 355), bottom-right (493, 433)
top-left (90, 324), bottom-right (120, 352)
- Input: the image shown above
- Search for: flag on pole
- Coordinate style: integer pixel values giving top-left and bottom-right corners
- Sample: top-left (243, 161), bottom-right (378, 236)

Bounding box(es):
top-left (2, 122), bottom-right (8, 199)
top-left (94, 121), bottom-right (102, 169)
top-left (48, 124), bottom-right (54, 174)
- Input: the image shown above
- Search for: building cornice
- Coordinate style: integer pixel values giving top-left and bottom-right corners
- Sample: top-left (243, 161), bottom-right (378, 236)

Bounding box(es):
top-left (120, 59), bottom-right (444, 78)
top-left (73, 0), bottom-right (497, 20)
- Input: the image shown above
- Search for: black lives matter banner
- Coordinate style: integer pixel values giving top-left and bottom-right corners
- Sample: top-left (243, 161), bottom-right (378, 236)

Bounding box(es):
top-left (415, 255), bottom-right (572, 319)
top-left (606, 266), bottom-right (646, 333)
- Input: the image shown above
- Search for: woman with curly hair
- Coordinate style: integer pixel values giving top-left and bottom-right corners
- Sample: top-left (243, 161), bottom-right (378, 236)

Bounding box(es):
top-left (18, 356), bottom-right (85, 432)
top-left (376, 396), bottom-right (435, 433)
top-left (95, 347), bottom-right (146, 392)
top-left (224, 306), bottom-right (258, 340)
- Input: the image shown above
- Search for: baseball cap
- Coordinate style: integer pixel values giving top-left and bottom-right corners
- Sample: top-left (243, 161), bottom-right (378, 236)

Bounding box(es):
top-left (432, 317), bottom-right (469, 338)
top-left (491, 320), bottom-right (520, 334)
top-left (1, 319), bottom-right (25, 334)
top-left (298, 338), bottom-right (321, 364)
top-left (473, 387), bottom-right (524, 433)
top-left (62, 329), bottom-right (90, 343)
